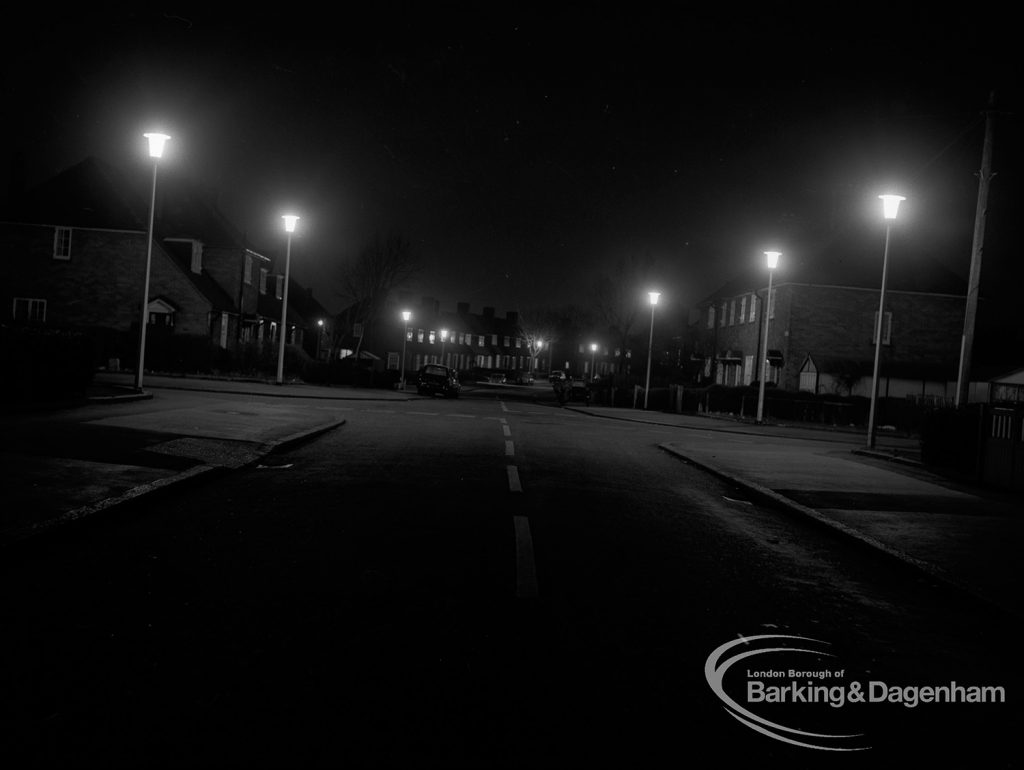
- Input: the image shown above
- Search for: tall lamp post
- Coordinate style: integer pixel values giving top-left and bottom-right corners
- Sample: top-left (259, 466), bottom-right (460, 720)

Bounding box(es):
top-left (276, 214), bottom-right (299, 385)
top-left (440, 328), bottom-right (448, 366)
top-left (316, 319), bottom-right (324, 361)
top-left (756, 251), bottom-right (781, 424)
top-left (400, 310), bottom-right (412, 389)
top-left (643, 291), bottom-right (660, 409)
top-left (134, 132), bottom-right (170, 391)
top-left (867, 194), bottom-right (905, 449)
top-left (590, 343), bottom-right (598, 381)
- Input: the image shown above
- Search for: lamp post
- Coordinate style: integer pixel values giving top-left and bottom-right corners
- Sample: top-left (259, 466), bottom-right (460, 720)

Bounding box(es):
top-left (867, 194), bottom-right (905, 449)
top-left (643, 291), bottom-right (660, 409)
top-left (133, 132), bottom-right (170, 391)
top-left (532, 340), bottom-right (542, 373)
top-left (440, 328), bottom-right (448, 366)
top-left (590, 343), bottom-right (598, 381)
top-left (756, 251), bottom-right (781, 424)
top-left (276, 214), bottom-right (299, 385)
top-left (316, 319), bottom-right (324, 361)
top-left (400, 310), bottom-right (411, 389)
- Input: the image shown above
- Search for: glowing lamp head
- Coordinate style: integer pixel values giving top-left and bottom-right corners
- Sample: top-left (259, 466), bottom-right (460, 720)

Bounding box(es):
top-left (282, 214), bottom-right (299, 233)
top-left (317, 319), bottom-right (324, 327)
top-left (879, 194), bottom-right (905, 220)
top-left (648, 291), bottom-right (661, 306)
top-left (441, 329), bottom-right (448, 340)
top-left (401, 310), bottom-right (411, 322)
top-left (765, 251), bottom-right (781, 269)
top-left (591, 343), bottom-right (598, 352)
top-left (144, 132), bottom-right (170, 159)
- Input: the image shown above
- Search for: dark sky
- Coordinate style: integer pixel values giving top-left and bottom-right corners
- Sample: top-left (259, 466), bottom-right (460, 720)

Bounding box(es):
top-left (3, 7), bottom-right (1021, 317)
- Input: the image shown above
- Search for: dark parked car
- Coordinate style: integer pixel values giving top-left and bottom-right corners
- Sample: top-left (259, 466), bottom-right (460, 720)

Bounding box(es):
top-left (416, 364), bottom-right (461, 398)
top-left (510, 369), bottom-right (535, 385)
top-left (547, 370), bottom-right (567, 383)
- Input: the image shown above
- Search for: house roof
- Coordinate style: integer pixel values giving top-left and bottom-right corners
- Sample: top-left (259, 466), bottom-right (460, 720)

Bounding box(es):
top-left (699, 231), bottom-right (968, 306)
top-left (160, 240), bottom-right (237, 313)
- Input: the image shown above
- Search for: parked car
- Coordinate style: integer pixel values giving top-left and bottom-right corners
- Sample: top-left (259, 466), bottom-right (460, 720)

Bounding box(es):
top-left (416, 364), bottom-right (461, 398)
top-left (547, 370), bottom-right (567, 383)
top-left (510, 369), bottom-right (535, 385)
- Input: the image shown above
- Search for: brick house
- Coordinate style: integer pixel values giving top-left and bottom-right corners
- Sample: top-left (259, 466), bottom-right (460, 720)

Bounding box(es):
top-left (1, 156), bottom-right (328, 368)
top-left (689, 243), bottom-right (970, 402)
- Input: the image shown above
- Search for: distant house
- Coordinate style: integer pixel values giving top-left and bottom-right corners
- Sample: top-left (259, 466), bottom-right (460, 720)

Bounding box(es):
top-left (688, 240), bottom-right (974, 402)
top-left (0, 156), bottom-right (328, 368)
top-left (335, 294), bottom-right (538, 377)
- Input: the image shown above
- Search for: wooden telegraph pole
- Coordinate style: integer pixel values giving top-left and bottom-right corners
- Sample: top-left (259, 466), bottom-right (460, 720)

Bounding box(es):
top-left (955, 92), bottom-right (996, 408)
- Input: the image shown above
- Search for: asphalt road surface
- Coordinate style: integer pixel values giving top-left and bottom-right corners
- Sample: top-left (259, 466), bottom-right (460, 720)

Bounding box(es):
top-left (1, 393), bottom-right (1018, 768)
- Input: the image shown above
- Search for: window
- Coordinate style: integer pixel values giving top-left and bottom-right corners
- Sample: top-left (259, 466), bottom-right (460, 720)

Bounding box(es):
top-left (872, 311), bottom-right (893, 345)
top-left (244, 255), bottom-right (253, 285)
top-left (478, 335), bottom-right (485, 346)
top-left (429, 330), bottom-right (436, 344)
top-left (515, 338), bottom-right (521, 348)
top-left (406, 326), bottom-right (413, 341)
top-left (719, 302), bottom-right (727, 327)
top-left (148, 311), bottom-right (175, 327)
top-left (259, 268), bottom-right (269, 294)
top-left (491, 334), bottom-right (498, 345)
top-left (748, 294), bottom-right (757, 323)
top-left (53, 228), bottom-right (72, 260)
top-left (739, 296), bottom-right (746, 324)
top-left (706, 306), bottom-right (715, 329)
top-left (13, 297), bottom-right (46, 322)
top-left (417, 329), bottom-right (424, 343)
top-left (274, 276), bottom-right (283, 300)
top-left (504, 336), bottom-right (510, 347)
top-left (728, 300), bottom-right (735, 326)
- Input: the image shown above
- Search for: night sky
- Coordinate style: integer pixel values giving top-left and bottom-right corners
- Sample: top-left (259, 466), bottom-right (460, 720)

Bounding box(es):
top-left (3, 7), bottom-right (1021, 319)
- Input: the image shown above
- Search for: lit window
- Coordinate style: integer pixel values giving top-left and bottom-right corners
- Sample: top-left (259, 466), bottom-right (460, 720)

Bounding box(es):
top-left (259, 269), bottom-right (269, 294)
top-left (417, 329), bottom-right (424, 343)
top-left (515, 338), bottom-right (522, 348)
top-left (729, 300), bottom-right (735, 325)
top-left (478, 335), bottom-right (485, 346)
top-left (429, 330), bottom-right (436, 344)
top-left (53, 228), bottom-right (71, 260)
top-left (739, 296), bottom-right (746, 324)
top-left (13, 297), bottom-right (46, 322)
top-left (749, 294), bottom-right (757, 323)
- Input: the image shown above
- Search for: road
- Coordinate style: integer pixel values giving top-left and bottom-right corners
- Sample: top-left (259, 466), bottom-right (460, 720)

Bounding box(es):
top-left (1, 390), bottom-right (1018, 768)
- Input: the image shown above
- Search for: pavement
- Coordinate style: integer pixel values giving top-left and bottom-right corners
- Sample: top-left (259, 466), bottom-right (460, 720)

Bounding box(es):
top-left (3, 371), bottom-right (1021, 622)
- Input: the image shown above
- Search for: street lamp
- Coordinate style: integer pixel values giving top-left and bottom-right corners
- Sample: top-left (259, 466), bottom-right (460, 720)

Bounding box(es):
top-left (400, 310), bottom-right (412, 389)
top-left (133, 131), bottom-right (170, 391)
top-left (643, 291), bottom-right (660, 409)
top-left (532, 340), bottom-right (543, 373)
top-left (316, 319), bottom-right (324, 361)
top-left (756, 251), bottom-right (781, 424)
top-left (276, 214), bottom-right (299, 385)
top-left (590, 343), bottom-right (598, 381)
top-left (867, 194), bottom-right (905, 449)
top-left (440, 328), bottom-right (448, 365)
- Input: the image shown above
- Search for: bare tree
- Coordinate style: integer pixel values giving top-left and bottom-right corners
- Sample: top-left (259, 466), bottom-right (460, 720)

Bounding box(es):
top-left (515, 305), bottom-right (560, 373)
top-left (335, 233), bottom-right (421, 356)
top-left (592, 253), bottom-right (657, 375)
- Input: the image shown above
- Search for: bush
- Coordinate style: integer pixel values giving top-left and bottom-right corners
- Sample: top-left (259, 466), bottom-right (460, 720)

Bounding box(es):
top-left (1, 324), bottom-right (95, 402)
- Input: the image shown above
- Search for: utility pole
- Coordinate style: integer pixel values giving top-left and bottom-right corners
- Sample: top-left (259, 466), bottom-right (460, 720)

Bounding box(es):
top-left (955, 92), bottom-right (996, 408)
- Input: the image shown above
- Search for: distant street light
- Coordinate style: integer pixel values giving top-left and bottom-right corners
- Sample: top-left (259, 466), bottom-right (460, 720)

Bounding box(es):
top-left (590, 343), bottom-right (598, 381)
top-left (532, 340), bottom-right (543, 373)
top-left (133, 131), bottom-right (170, 391)
top-left (643, 291), bottom-right (660, 409)
top-left (316, 319), bottom-right (324, 361)
top-left (440, 328), bottom-right (448, 366)
top-left (867, 194), bottom-right (905, 449)
top-left (756, 251), bottom-right (781, 424)
top-left (400, 310), bottom-right (412, 389)
top-left (276, 214), bottom-right (299, 385)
